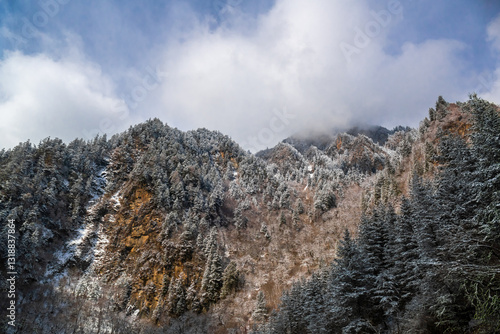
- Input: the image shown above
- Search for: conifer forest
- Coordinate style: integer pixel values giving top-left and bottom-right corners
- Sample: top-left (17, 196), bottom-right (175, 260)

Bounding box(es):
top-left (1, 95), bottom-right (500, 333)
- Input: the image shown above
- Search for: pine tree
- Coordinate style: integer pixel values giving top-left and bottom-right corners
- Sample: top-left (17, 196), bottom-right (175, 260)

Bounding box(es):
top-left (371, 206), bottom-right (399, 325)
top-left (356, 206), bottom-right (397, 329)
top-left (327, 229), bottom-right (371, 331)
top-left (410, 174), bottom-right (438, 261)
top-left (435, 134), bottom-right (479, 261)
top-left (201, 244), bottom-right (223, 304)
top-left (221, 261), bottom-right (239, 298)
top-left (391, 198), bottom-right (421, 313)
top-left (292, 209), bottom-right (300, 230)
top-left (279, 211), bottom-right (286, 226)
top-left (167, 273), bottom-right (186, 316)
top-left (260, 223), bottom-right (271, 240)
top-left (468, 95), bottom-right (500, 247)
top-left (252, 291), bottom-right (268, 322)
top-left (161, 275), bottom-right (170, 296)
top-left (304, 273), bottom-right (328, 333)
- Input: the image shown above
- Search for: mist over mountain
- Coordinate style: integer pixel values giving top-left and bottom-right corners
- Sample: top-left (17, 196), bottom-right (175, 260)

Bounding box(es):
top-left (1, 95), bottom-right (500, 333)
top-left (257, 124), bottom-right (412, 157)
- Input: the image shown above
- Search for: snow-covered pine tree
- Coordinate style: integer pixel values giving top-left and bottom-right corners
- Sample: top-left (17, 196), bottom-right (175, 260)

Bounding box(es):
top-left (252, 291), bottom-right (268, 322)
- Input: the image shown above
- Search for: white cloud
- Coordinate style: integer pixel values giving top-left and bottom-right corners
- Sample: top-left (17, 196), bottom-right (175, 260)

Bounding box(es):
top-left (481, 14), bottom-right (500, 104)
top-left (0, 50), bottom-right (131, 149)
top-left (142, 0), bottom-right (469, 151)
top-left (487, 13), bottom-right (500, 52)
top-left (0, 0), bottom-right (483, 151)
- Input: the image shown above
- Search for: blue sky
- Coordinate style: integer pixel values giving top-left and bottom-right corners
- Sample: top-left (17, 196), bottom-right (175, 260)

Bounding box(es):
top-left (1, 0), bottom-right (500, 151)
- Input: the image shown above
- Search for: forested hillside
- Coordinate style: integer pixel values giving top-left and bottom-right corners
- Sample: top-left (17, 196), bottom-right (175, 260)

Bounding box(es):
top-left (254, 95), bottom-right (500, 334)
top-left (0, 95), bottom-right (499, 333)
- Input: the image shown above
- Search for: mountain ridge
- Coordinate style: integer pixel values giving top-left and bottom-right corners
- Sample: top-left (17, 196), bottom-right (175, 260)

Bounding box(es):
top-left (1, 95), bottom-right (499, 333)
top-left (256, 124), bottom-right (411, 157)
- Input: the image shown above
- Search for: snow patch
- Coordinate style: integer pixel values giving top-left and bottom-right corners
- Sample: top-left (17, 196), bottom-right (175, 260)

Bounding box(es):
top-left (110, 191), bottom-right (122, 210)
top-left (92, 227), bottom-right (109, 268)
top-left (44, 224), bottom-right (94, 280)
top-left (68, 225), bottom-right (93, 248)
top-left (54, 248), bottom-right (73, 264)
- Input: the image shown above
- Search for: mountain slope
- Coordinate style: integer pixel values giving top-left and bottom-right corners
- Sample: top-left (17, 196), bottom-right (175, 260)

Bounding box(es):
top-left (1, 95), bottom-right (498, 333)
top-left (255, 95), bottom-right (500, 334)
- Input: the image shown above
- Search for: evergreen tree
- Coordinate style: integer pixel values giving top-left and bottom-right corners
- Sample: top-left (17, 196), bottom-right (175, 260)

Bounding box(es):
top-left (279, 211), bottom-right (286, 226)
top-left (327, 230), bottom-right (372, 331)
top-left (468, 95), bottom-right (500, 247)
top-left (221, 261), bottom-right (239, 298)
top-left (253, 291), bottom-right (268, 322)
top-left (391, 198), bottom-right (421, 314)
top-left (168, 274), bottom-right (187, 316)
top-left (409, 174), bottom-right (438, 261)
top-left (296, 198), bottom-right (305, 214)
top-left (201, 244), bottom-right (223, 304)
top-left (303, 273), bottom-right (329, 333)
top-left (260, 222), bottom-right (271, 240)
top-left (161, 275), bottom-right (171, 296)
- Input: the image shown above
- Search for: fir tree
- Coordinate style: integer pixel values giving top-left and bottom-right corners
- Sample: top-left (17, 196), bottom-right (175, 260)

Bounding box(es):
top-left (221, 261), bottom-right (239, 298)
top-left (252, 291), bottom-right (268, 322)
top-left (201, 244), bottom-right (223, 304)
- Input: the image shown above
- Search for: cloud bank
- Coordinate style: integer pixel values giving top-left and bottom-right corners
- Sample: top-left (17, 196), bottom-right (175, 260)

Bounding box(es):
top-left (144, 0), bottom-right (473, 151)
top-left (0, 0), bottom-right (498, 151)
top-left (0, 50), bottom-right (131, 148)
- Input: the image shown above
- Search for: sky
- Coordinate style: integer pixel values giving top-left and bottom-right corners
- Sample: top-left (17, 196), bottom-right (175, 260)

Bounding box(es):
top-left (1, 0), bottom-right (500, 152)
